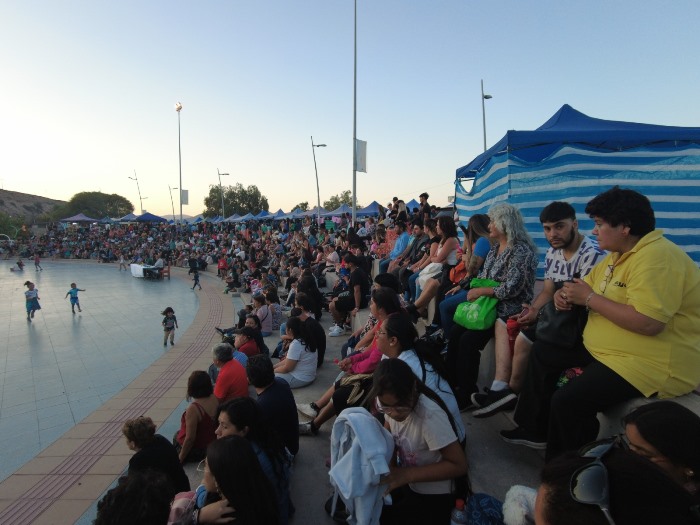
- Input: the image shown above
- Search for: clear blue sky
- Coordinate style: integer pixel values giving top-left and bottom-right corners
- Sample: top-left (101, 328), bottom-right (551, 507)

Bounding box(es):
top-left (2, 1), bottom-right (700, 218)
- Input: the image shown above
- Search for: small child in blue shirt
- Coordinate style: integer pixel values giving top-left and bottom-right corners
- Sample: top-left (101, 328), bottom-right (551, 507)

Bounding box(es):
top-left (192, 270), bottom-right (202, 290)
top-left (65, 283), bottom-right (86, 313)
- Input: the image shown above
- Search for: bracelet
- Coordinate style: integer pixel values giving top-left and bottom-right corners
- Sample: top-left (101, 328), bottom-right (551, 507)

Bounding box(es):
top-left (585, 292), bottom-right (595, 311)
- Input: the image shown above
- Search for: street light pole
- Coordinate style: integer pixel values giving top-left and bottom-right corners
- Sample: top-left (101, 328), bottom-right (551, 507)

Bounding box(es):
top-left (169, 186), bottom-right (178, 220)
top-left (128, 170), bottom-right (145, 214)
top-left (217, 169), bottom-right (229, 218)
top-left (352, 0), bottom-right (358, 226)
top-left (481, 79), bottom-right (492, 152)
top-left (175, 102), bottom-right (183, 223)
top-left (311, 137), bottom-right (326, 226)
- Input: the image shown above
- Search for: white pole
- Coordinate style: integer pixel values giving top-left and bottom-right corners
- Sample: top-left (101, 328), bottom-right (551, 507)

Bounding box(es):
top-left (352, 0), bottom-right (357, 226)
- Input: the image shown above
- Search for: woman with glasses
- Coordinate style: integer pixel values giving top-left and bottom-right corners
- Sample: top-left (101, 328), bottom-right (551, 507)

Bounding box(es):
top-left (375, 312), bottom-right (465, 444)
top-left (535, 444), bottom-right (700, 525)
top-left (371, 358), bottom-right (468, 525)
top-left (502, 187), bottom-right (700, 461)
top-left (297, 287), bottom-right (402, 436)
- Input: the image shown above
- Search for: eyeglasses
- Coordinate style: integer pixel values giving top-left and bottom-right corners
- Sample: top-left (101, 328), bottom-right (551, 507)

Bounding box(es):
top-left (375, 397), bottom-right (413, 416)
top-left (599, 264), bottom-right (614, 294)
top-left (196, 459), bottom-right (208, 473)
top-left (570, 436), bottom-right (624, 525)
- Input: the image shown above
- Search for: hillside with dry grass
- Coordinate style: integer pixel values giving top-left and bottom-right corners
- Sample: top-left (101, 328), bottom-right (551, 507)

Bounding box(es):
top-left (0, 189), bottom-right (66, 222)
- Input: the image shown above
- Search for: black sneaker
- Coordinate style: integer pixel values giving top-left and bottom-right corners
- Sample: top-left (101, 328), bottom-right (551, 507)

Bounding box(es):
top-left (471, 388), bottom-right (518, 418)
top-left (500, 427), bottom-right (547, 450)
top-left (325, 495), bottom-right (349, 524)
top-left (215, 327), bottom-right (225, 335)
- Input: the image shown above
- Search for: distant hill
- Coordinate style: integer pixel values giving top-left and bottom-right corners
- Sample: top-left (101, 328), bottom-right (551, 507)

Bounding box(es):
top-left (0, 189), bottom-right (65, 222)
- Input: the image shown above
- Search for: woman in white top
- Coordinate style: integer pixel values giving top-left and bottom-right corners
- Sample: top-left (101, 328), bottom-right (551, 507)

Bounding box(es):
top-left (371, 358), bottom-right (468, 525)
top-left (407, 215), bottom-right (460, 323)
top-left (273, 316), bottom-right (317, 388)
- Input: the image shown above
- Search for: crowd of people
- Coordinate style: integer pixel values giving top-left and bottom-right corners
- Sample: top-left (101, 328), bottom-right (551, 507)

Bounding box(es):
top-left (18, 188), bottom-right (698, 524)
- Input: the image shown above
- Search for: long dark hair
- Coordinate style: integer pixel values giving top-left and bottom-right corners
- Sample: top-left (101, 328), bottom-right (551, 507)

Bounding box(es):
top-left (383, 312), bottom-right (454, 395)
top-left (285, 315), bottom-right (317, 353)
top-left (217, 398), bottom-right (289, 487)
top-left (206, 436), bottom-right (279, 525)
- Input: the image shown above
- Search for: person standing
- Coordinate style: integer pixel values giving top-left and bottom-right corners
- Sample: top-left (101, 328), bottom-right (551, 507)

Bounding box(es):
top-left (65, 283), bottom-right (86, 314)
top-left (191, 269), bottom-right (202, 290)
top-left (161, 307), bottom-right (179, 346)
top-left (34, 253), bottom-right (43, 271)
top-left (24, 281), bottom-right (41, 321)
top-left (118, 251), bottom-right (128, 271)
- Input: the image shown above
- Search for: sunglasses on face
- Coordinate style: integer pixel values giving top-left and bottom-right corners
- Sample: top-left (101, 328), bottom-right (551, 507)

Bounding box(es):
top-left (570, 436), bottom-right (625, 525)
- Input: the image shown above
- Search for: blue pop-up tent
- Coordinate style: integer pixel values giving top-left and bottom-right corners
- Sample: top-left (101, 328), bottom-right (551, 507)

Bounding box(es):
top-left (455, 104), bottom-right (700, 271)
top-left (356, 201), bottom-right (384, 217)
top-left (136, 212), bottom-right (168, 223)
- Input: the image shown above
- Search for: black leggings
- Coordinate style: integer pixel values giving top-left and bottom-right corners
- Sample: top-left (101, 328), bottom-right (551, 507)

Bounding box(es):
top-left (380, 486), bottom-right (454, 525)
top-left (446, 324), bottom-right (494, 407)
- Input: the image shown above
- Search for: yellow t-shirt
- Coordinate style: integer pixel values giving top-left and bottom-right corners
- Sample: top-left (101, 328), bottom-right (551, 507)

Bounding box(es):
top-left (583, 230), bottom-right (700, 398)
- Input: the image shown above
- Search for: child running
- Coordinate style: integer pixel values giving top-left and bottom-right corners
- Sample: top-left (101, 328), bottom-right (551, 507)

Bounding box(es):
top-left (65, 283), bottom-right (86, 313)
top-left (34, 253), bottom-right (43, 271)
top-left (24, 281), bottom-right (41, 321)
top-left (161, 307), bottom-right (179, 346)
top-left (192, 269), bottom-right (202, 290)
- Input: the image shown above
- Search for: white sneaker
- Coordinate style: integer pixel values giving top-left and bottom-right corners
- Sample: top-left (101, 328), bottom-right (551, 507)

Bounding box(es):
top-left (296, 403), bottom-right (320, 419)
top-left (328, 325), bottom-right (344, 337)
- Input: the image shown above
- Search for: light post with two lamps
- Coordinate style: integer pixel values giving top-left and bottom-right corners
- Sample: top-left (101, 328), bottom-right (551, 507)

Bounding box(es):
top-left (217, 169), bottom-right (229, 218)
top-left (128, 170), bottom-right (147, 214)
top-left (310, 137), bottom-right (326, 225)
top-left (481, 79), bottom-right (493, 152)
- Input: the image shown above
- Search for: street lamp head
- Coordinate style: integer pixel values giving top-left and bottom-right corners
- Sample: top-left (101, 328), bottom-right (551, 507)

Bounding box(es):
top-left (175, 102), bottom-right (183, 112)
top-left (314, 144), bottom-right (327, 148)
top-left (483, 94), bottom-right (493, 100)
top-left (220, 173), bottom-right (229, 176)
top-left (128, 176), bottom-right (136, 181)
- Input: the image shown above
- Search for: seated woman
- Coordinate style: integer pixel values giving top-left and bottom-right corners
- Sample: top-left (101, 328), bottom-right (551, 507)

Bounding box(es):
top-left (446, 203), bottom-right (538, 410)
top-left (173, 371), bottom-right (218, 464)
top-left (216, 398), bottom-right (292, 525)
top-left (439, 214), bottom-right (491, 335)
top-left (273, 316), bottom-right (317, 388)
top-left (622, 401), bottom-right (700, 500)
top-left (376, 312), bottom-right (466, 444)
top-left (502, 187), bottom-right (700, 460)
top-left (372, 359), bottom-right (469, 525)
top-left (176, 435), bottom-right (279, 525)
top-left (265, 288), bottom-right (283, 332)
top-left (253, 294), bottom-right (272, 336)
top-left (123, 416), bottom-right (190, 493)
top-left (234, 326), bottom-right (261, 358)
top-left (406, 216), bottom-right (460, 326)
top-left (297, 287), bottom-right (402, 436)
top-left (405, 219), bottom-right (440, 302)
top-left (536, 445), bottom-right (699, 525)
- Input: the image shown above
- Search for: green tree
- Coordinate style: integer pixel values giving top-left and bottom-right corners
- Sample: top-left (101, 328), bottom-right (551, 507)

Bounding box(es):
top-left (292, 201), bottom-right (309, 212)
top-left (324, 190), bottom-right (358, 211)
top-left (203, 183), bottom-right (269, 218)
top-left (0, 211), bottom-right (25, 238)
top-left (50, 192), bottom-right (134, 220)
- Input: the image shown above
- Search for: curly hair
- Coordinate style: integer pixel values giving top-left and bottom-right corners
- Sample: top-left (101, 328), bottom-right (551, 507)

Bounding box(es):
top-left (122, 416), bottom-right (156, 449)
top-left (488, 202), bottom-right (537, 251)
top-left (585, 186), bottom-right (655, 236)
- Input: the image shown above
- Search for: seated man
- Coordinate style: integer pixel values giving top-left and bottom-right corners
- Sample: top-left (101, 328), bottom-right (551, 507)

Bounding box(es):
top-left (471, 201), bottom-right (604, 417)
top-left (328, 254), bottom-right (370, 336)
top-left (246, 355), bottom-right (299, 457)
top-left (211, 343), bottom-right (249, 403)
top-left (377, 221), bottom-right (409, 274)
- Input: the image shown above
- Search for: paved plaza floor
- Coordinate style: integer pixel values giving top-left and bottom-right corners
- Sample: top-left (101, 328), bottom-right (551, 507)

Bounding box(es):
top-left (0, 259), bottom-right (542, 524)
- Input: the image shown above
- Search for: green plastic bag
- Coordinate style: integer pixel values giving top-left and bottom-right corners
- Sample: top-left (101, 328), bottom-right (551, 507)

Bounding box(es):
top-left (453, 278), bottom-right (500, 330)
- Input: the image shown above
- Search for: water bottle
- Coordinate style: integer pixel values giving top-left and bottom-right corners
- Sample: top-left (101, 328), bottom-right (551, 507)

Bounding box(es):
top-left (450, 498), bottom-right (468, 525)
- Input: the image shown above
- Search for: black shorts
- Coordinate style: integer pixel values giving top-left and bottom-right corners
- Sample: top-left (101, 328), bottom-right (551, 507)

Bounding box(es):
top-left (335, 292), bottom-right (355, 312)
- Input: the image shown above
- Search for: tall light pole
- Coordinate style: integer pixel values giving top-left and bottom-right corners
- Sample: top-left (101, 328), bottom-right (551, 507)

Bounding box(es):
top-left (169, 186), bottom-right (178, 220)
top-left (128, 170), bottom-right (145, 214)
top-left (310, 137), bottom-right (326, 226)
top-left (175, 102), bottom-right (183, 223)
top-left (351, 0), bottom-right (358, 225)
top-left (217, 169), bottom-right (229, 218)
top-left (481, 79), bottom-right (492, 152)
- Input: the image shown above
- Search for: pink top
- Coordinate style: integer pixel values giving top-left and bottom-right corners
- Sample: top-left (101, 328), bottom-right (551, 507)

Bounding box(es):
top-left (348, 322), bottom-right (382, 374)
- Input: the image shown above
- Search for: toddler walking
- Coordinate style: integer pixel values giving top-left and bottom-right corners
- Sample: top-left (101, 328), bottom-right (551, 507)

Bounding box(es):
top-left (192, 270), bottom-right (202, 290)
top-left (24, 281), bottom-right (41, 321)
top-left (161, 307), bottom-right (179, 346)
top-left (65, 283), bottom-right (86, 313)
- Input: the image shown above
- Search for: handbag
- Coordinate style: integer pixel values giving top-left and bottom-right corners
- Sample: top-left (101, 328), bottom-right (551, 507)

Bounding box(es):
top-left (535, 285), bottom-right (588, 349)
top-left (449, 260), bottom-right (468, 284)
top-left (453, 278), bottom-right (500, 330)
top-left (416, 261), bottom-right (443, 289)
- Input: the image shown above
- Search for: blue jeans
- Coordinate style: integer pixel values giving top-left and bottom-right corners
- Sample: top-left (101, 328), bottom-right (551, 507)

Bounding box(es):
top-left (439, 290), bottom-right (468, 334)
top-left (378, 258), bottom-right (391, 274)
top-left (408, 272), bottom-right (420, 302)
